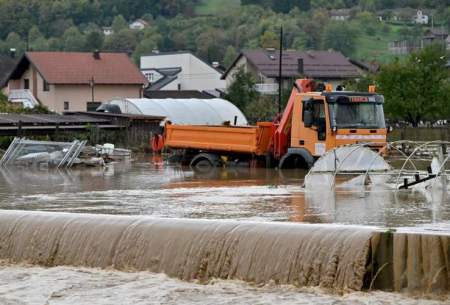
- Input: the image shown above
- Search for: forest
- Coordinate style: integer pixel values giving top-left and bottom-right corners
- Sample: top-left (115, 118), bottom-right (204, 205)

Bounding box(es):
top-left (0, 0), bottom-right (449, 65)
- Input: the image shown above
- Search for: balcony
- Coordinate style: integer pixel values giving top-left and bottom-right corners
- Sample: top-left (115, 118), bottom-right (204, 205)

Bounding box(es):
top-left (8, 89), bottom-right (39, 108)
top-left (254, 83), bottom-right (279, 95)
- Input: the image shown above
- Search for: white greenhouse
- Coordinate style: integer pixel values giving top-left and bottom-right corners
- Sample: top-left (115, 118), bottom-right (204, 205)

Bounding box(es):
top-left (104, 98), bottom-right (248, 126)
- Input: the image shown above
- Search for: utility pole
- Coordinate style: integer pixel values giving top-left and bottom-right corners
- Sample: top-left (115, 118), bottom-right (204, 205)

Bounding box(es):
top-left (278, 26), bottom-right (283, 114)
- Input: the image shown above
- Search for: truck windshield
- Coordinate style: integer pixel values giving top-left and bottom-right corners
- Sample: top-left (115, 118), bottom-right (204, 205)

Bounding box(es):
top-left (329, 103), bottom-right (385, 129)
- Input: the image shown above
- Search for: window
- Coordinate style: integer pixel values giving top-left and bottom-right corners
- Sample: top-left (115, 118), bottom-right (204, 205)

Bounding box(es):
top-left (144, 72), bottom-right (154, 82)
top-left (64, 101), bottom-right (69, 111)
top-left (87, 102), bottom-right (102, 112)
top-left (43, 80), bottom-right (50, 91)
top-left (23, 79), bottom-right (30, 89)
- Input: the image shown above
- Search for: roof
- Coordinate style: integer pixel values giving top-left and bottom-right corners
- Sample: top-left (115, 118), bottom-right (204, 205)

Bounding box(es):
top-left (141, 51), bottom-right (224, 73)
top-left (108, 98), bottom-right (248, 125)
top-left (9, 52), bottom-right (147, 85)
top-left (144, 90), bottom-right (214, 99)
top-left (222, 50), bottom-right (361, 80)
top-left (0, 55), bottom-right (18, 88)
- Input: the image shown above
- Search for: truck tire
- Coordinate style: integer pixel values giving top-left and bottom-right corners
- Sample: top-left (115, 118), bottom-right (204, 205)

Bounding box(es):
top-left (190, 153), bottom-right (222, 172)
top-left (279, 148), bottom-right (314, 170)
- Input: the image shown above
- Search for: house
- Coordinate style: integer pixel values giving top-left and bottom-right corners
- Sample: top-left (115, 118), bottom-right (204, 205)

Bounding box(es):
top-left (140, 51), bottom-right (226, 92)
top-left (6, 51), bottom-right (147, 113)
top-left (329, 9), bottom-right (351, 21)
top-left (102, 27), bottom-right (114, 36)
top-left (221, 49), bottom-right (362, 93)
top-left (422, 28), bottom-right (448, 47)
top-left (129, 19), bottom-right (149, 30)
top-left (414, 10), bottom-right (428, 24)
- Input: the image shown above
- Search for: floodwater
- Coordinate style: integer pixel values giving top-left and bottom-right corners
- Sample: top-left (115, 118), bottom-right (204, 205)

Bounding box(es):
top-left (0, 157), bottom-right (449, 228)
top-left (0, 264), bottom-right (448, 305)
top-left (0, 157), bottom-right (450, 304)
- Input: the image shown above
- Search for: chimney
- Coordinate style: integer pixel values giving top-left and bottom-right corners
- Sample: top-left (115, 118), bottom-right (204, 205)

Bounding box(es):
top-left (93, 50), bottom-right (101, 60)
top-left (9, 48), bottom-right (16, 58)
top-left (298, 58), bottom-right (304, 75)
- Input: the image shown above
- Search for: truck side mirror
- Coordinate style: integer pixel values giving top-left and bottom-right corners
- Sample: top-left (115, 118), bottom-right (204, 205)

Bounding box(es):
top-left (304, 110), bottom-right (313, 127)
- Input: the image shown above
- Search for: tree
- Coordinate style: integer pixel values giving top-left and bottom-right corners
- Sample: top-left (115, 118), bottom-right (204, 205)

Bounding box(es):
top-left (223, 46), bottom-right (238, 69)
top-left (322, 21), bottom-right (358, 56)
top-left (112, 15), bottom-right (128, 33)
top-left (104, 29), bottom-right (137, 52)
top-left (225, 67), bottom-right (259, 111)
top-left (377, 44), bottom-right (450, 126)
top-left (260, 30), bottom-right (278, 49)
top-left (62, 26), bottom-right (86, 51)
top-left (85, 30), bottom-right (104, 51)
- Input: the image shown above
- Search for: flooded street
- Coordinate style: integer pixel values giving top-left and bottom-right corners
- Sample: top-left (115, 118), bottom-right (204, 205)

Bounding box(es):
top-left (0, 158), bottom-right (449, 228)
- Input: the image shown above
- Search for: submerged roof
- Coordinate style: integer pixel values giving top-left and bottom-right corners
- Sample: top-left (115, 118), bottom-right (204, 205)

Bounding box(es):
top-left (9, 52), bottom-right (147, 85)
top-left (107, 98), bottom-right (248, 126)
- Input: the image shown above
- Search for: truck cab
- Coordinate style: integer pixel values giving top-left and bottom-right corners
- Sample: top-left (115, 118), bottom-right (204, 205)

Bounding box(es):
top-left (290, 91), bottom-right (387, 158)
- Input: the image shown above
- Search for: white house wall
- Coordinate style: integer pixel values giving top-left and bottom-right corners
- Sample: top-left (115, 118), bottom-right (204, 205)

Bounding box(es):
top-left (140, 53), bottom-right (225, 91)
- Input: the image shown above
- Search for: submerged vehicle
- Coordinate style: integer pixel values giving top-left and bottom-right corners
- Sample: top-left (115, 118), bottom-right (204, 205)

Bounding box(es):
top-left (163, 79), bottom-right (388, 169)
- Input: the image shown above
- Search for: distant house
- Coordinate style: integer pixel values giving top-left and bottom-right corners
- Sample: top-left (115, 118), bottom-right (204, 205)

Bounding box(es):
top-left (102, 27), bottom-right (114, 36)
top-left (222, 49), bottom-right (362, 93)
top-left (129, 19), bottom-right (149, 30)
top-left (414, 10), bottom-right (429, 24)
top-left (422, 28), bottom-right (448, 47)
top-left (446, 36), bottom-right (450, 50)
top-left (329, 9), bottom-right (351, 21)
top-left (140, 51), bottom-right (226, 92)
top-left (6, 51), bottom-right (147, 113)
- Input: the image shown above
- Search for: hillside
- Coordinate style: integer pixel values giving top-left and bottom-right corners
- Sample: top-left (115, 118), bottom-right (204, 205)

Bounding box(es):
top-left (0, 0), bottom-right (447, 66)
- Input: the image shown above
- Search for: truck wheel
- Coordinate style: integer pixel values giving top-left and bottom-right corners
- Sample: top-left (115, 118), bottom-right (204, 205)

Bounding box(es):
top-left (279, 149), bottom-right (314, 170)
top-left (190, 153), bottom-right (222, 172)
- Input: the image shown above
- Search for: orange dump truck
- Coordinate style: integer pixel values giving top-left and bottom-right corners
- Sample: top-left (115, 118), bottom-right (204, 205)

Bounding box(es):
top-left (163, 79), bottom-right (388, 169)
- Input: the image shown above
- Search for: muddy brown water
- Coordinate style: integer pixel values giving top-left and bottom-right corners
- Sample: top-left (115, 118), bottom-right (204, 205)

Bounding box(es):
top-left (0, 158), bottom-right (449, 229)
top-left (0, 158), bottom-right (450, 303)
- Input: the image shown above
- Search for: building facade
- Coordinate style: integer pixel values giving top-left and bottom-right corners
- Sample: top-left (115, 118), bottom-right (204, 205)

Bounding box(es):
top-left (222, 50), bottom-right (362, 93)
top-left (6, 51), bottom-right (147, 113)
top-left (140, 52), bottom-right (226, 92)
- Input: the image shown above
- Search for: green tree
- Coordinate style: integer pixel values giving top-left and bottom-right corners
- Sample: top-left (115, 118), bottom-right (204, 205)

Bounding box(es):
top-left (5, 32), bottom-right (26, 55)
top-left (225, 67), bottom-right (259, 111)
top-left (62, 26), bottom-right (86, 51)
top-left (377, 44), bottom-right (450, 126)
top-left (112, 14), bottom-right (128, 33)
top-left (322, 21), bottom-right (358, 56)
top-left (104, 29), bottom-right (137, 52)
top-left (85, 30), bottom-right (104, 51)
top-left (223, 46), bottom-right (238, 69)
top-left (260, 30), bottom-right (278, 49)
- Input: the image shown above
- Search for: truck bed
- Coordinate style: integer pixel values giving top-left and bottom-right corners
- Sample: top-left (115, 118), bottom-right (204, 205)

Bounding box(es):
top-left (164, 122), bottom-right (274, 155)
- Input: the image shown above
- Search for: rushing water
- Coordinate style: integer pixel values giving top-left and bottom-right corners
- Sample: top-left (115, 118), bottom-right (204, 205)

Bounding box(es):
top-left (0, 157), bottom-right (449, 304)
top-left (0, 158), bottom-right (449, 228)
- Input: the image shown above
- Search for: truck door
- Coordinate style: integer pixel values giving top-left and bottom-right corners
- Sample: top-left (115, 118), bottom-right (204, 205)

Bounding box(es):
top-left (298, 98), bottom-right (328, 157)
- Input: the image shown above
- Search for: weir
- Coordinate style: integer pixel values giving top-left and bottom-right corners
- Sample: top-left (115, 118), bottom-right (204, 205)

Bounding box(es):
top-left (0, 210), bottom-right (448, 294)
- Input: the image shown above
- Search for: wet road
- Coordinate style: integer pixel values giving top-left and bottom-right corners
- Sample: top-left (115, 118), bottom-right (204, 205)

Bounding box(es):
top-left (0, 157), bottom-right (449, 228)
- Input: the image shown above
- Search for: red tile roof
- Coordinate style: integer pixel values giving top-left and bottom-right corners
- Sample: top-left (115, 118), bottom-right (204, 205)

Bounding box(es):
top-left (25, 52), bottom-right (147, 85)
